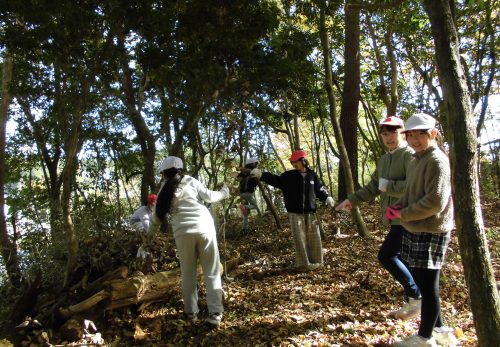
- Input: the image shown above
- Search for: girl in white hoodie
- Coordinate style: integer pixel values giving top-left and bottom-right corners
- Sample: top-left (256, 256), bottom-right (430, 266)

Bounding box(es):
top-left (150, 156), bottom-right (230, 326)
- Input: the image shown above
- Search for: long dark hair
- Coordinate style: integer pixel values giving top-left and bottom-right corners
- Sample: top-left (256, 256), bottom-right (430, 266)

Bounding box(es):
top-left (155, 168), bottom-right (184, 221)
top-left (244, 162), bottom-right (258, 170)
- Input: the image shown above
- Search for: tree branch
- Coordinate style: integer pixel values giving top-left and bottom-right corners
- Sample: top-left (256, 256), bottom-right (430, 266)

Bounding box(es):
top-left (346, 0), bottom-right (403, 11)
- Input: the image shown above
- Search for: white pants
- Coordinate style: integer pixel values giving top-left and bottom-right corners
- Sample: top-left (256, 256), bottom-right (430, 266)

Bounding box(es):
top-left (175, 233), bottom-right (224, 314)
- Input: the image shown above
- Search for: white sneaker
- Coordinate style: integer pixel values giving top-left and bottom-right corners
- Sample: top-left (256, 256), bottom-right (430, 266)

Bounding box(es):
top-left (390, 297), bottom-right (422, 320)
top-left (394, 334), bottom-right (438, 347)
top-left (206, 313), bottom-right (223, 326)
top-left (433, 327), bottom-right (458, 346)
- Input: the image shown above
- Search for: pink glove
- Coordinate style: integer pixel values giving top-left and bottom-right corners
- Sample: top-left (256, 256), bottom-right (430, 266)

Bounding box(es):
top-left (384, 205), bottom-right (401, 220)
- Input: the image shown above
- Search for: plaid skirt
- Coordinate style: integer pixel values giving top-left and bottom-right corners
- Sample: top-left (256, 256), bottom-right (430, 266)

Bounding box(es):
top-left (401, 229), bottom-right (451, 269)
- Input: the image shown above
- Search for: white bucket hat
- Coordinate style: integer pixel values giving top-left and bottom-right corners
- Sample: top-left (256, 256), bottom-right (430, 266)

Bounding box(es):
top-left (245, 157), bottom-right (259, 165)
top-left (403, 113), bottom-right (436, 133)
top-left (159, 156), bottom-right (183, 172)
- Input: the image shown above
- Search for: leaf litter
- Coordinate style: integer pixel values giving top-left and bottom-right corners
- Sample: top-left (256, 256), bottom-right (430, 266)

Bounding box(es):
top-left (9, 198), bottom-right (498, 346)
top-left (102, 198), bottom-right (498, 346)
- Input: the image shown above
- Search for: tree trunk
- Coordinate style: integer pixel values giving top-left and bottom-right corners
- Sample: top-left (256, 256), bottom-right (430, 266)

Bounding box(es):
top-left (385, 30), bottom-right (399, 115)
top-left (338, 2), bottom-right (360, 200)
top-left (117, 34), bottom-right (157, 199)
top-left (62, 76), bottom-right (91, 287)
top-left (257, 182), bottom-right (283, 230)
top-left (318, 1), bottom-right (368, 237)
top-left (62, 119), bottom-right (83, 288)
top-left (292, 110), bottom-right (301, 150)
top-left (0, 51), bottom-right (22, 285)
top-left (423, 1), bottom-right (500, 344)
top-left (170, 90), bottom-right (220, 157)
top-left (20, 100), bottom-right (64, 238)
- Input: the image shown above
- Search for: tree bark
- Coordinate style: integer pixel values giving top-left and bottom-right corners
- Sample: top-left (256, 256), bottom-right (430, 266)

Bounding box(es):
top-left (338, 2), bottom-right (360, 199)
top-left (0, 50), bottom-right (22, 285)
top-left (318, 1), bottom-right (368, 237)
top-left (423, 1), bottom-right (500, 344)
top-left (62, 76), bottom-right (92, 287)
top-left (62, 112), bottom-right (84, 288)
top-left (384, 29), bottom-right (399, 115)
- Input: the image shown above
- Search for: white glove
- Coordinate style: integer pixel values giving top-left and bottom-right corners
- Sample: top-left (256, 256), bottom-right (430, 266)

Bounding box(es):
top-left (325, 196), bottom-right (335, 207)
top-left (220, 183), bottom-right (230, 199)
top-left (136, 245), bottom-right (151, 259)
top-left (378, 178), bottom-right (389, 192)
top-left (249, 168), bottom-right (262, 179)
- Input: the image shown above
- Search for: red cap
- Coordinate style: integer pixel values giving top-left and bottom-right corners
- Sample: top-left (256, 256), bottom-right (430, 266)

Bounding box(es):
top-left (147, 194), bottom-right (157, 204)
top-left (289, 150), bottom-right (307, 162)
top-left (379, 116), bottom-right (404, 128)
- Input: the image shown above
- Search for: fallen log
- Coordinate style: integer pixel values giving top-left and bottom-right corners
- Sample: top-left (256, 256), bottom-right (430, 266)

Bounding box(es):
top-left (107, 268), bottom-right (182, 310)
top-left (59, 256), bottom-right (241, 315)
top-left (81, 266), bottom-right (128, 296)
top-left (59, 290), bottom-right (110, 318)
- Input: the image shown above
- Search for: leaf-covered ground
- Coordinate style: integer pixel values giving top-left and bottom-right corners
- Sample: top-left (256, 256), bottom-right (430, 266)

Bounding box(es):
top-left (98, 198), bottom-right (498, 346)
top-left (1, 198), bottom-right (498, 347)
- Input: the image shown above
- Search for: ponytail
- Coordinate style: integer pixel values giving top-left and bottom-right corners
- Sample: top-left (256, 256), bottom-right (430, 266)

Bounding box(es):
top-left (155, 168), bottom-right (184, 221)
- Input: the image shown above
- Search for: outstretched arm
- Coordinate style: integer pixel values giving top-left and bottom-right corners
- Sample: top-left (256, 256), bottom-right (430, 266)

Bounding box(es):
top-left (196, 180), bottom-right (230, 203)
top-left (260, 171), bottom-right (283, 190)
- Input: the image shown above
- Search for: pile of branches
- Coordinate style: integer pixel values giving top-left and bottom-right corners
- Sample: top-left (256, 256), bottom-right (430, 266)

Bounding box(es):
top-left (7, 224), bottom-right (243, 346)
top-left (8, 228), bottom-right (180, 346)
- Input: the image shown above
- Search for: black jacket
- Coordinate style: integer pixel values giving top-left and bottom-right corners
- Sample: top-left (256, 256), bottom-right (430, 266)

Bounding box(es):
top-left (237, 172), bottom-right (259, 194)
top-left (261, 168), bottom-right (330, 213)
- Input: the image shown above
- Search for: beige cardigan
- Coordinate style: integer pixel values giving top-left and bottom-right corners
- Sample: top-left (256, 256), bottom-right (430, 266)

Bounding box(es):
top-left (399, 145), bottom-right (454, 234)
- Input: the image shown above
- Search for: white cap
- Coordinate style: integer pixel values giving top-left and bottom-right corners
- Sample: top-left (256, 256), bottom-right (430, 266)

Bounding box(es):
top-left (159, 156), bottom-right (183, 172)
top-left (379, 116), bottom-right (404, 128)
top-left (245, 157), bottom-right (259, 165)
top-left (403, 113), bottom-right (436, 133)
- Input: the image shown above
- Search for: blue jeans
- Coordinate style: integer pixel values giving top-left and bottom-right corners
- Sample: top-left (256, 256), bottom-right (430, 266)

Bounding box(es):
top-left (378, 225), bottom-right (420, 299)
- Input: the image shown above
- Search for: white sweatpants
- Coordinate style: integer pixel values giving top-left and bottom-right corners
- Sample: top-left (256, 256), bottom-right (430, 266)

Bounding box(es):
top-left (174, 233), bottom-right (224, 314)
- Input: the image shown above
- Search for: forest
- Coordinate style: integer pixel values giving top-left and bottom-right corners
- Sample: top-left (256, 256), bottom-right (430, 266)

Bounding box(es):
top-left (0, 0), bottom-right (498, 346)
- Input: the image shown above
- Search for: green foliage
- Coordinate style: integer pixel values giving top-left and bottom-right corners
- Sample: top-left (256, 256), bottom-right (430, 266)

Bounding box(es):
top-left (0, 278), bottom-right (19, 327)
top-left (479, 150), bottom-right (500, 200)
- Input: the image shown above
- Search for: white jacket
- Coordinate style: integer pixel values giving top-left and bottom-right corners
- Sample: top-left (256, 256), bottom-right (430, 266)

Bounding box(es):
top-left (129, 205), bottom-right (153, 231)
top-left (149, 175), bottom-right (229, 237)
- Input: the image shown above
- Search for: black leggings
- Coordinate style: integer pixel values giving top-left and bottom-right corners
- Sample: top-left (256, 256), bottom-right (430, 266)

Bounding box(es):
top-left (411, 267), bottom-right (443, 338)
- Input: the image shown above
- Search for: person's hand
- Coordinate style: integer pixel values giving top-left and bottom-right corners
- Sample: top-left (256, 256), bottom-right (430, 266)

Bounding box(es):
top-left (384, 205), bottom-right (401, 220)
top-left (378, 178), bottom-right (389, 192)
top-left (221, 183), bottom-right (230, 199)
top-left (325, 196), bottom-right (335, 207)
top-left (335, 199), bottom-right (352, 211)
top-left (249, 168), bottom-right (262, 179)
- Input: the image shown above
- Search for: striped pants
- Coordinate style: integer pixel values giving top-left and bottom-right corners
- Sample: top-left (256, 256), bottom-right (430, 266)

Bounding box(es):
top-left (288, 212), bottom-right (323, 267)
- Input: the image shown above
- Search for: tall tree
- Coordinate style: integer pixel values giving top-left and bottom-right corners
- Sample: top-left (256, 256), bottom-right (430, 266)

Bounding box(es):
top-left (338, 1), bottom-right (361, 200)
top-left (115, 32), bottom-right (157, 200)
top-left (0, 51), bottom-right (22, 285)
top-left (423, 1), bottom-right (500, 345)
top-left (317, 0), bottom-right (367, 237)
